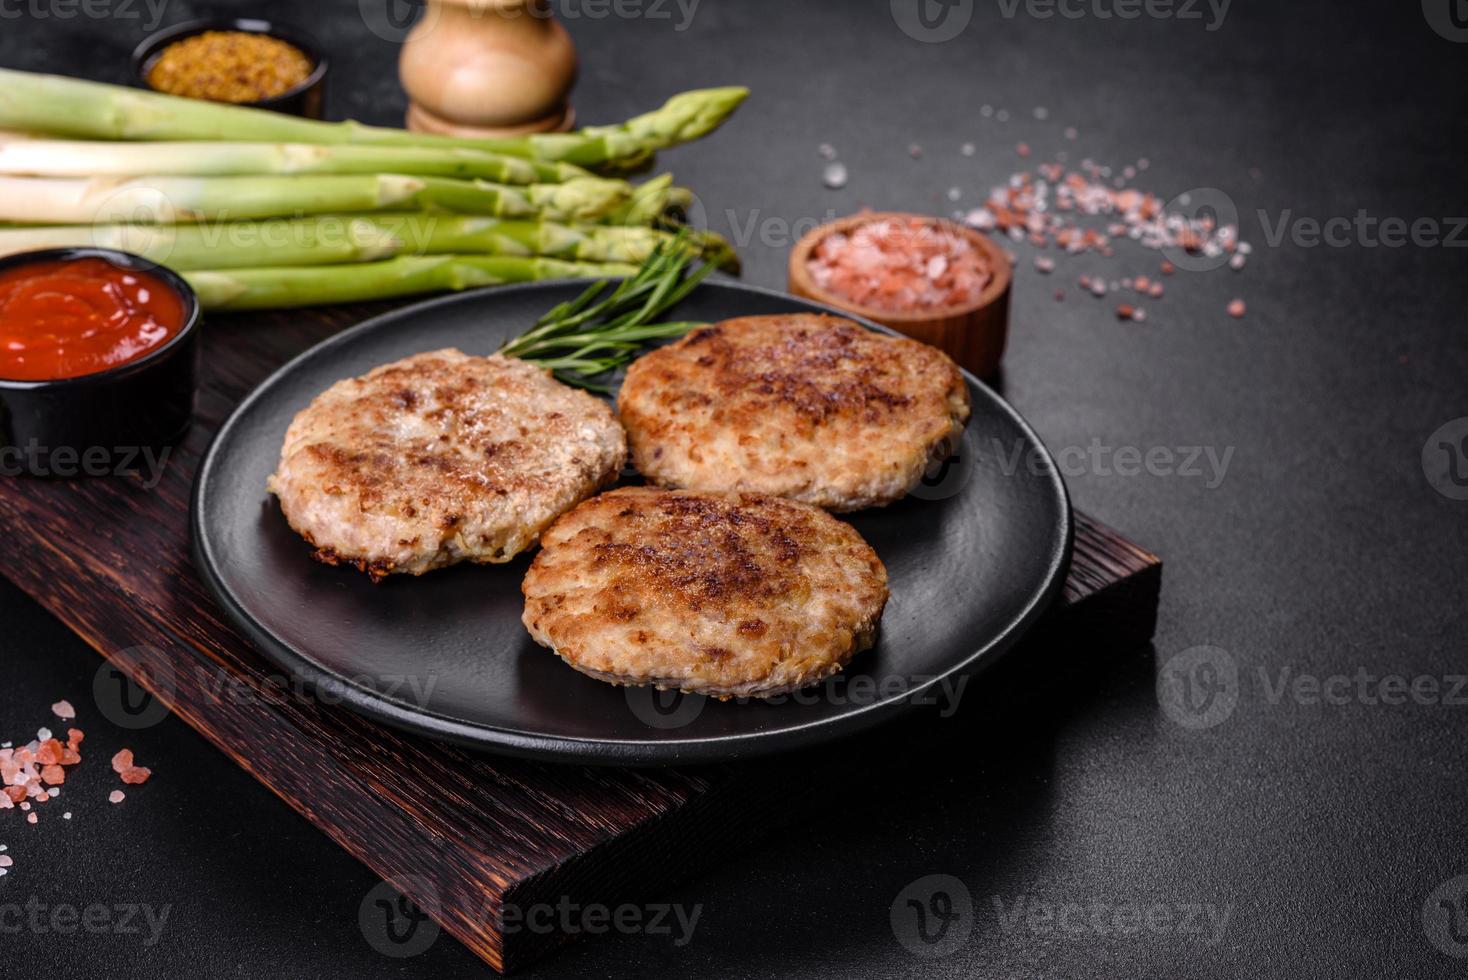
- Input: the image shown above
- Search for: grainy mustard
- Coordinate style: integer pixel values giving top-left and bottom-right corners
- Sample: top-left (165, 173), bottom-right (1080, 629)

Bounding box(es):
top-left (146, 31), bottom-right (312, 104)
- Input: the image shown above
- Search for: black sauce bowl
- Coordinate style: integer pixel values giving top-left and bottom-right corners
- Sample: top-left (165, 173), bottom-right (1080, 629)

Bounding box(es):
top-left (0, 249), bottom-right (201, 480)
top-left (132, 18), bottom-right (330, 119)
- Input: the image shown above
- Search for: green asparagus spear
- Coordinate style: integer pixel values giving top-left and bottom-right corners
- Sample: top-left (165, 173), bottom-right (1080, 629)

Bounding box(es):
top-left (0, 174), bottom-right (629, 224)
top-left (0, 69), bottom-right (746, 172)
top-left (184, 256), bottom-right (639, 311)
top-left (0, 214), bottom-right (734, 270)
top-left (0, 138), bottom-right (592, 183)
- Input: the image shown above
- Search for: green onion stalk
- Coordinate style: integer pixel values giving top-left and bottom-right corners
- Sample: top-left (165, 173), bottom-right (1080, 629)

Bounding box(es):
top-left (0, 214), bottom-right (737, 271)
top-left (0, 138), bottom-right (593, 184)
top-left (0, 69), bottom-right (747, 173)
top-left (0, 174), bottom-right (631, 225)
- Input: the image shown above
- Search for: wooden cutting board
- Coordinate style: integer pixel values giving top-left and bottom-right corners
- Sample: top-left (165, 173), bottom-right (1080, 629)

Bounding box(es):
top-left (0, 300), bottom-right (1160, 972)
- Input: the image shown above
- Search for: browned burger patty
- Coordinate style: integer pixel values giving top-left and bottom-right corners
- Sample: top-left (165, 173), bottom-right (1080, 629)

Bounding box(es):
top-left (267, 349), bottom-right (626, 581)
top-left (617, 314), bottom-right (971, 512)
top-left (521, 487), bottom-right (889, 698)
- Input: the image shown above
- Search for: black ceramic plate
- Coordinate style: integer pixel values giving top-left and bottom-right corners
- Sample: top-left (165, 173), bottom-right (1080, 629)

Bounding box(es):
top-left (192, 281), bottom-right (1072, 765)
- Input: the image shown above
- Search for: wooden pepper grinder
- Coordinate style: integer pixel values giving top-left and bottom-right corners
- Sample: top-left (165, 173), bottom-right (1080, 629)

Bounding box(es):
top-left (400, 0), bottom-right (577, 137)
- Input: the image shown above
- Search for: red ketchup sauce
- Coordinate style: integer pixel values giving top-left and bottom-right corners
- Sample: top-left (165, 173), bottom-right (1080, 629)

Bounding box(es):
top-left (0, 257), bottom-right (186, 382)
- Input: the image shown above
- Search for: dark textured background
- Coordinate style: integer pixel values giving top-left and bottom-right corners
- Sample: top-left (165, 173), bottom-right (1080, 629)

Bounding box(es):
top-left (2, 0), bottom-right (1466, 976)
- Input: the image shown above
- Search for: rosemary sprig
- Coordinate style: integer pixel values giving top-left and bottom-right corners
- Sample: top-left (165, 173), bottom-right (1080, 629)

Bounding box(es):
top-left (501, 229), bottom-right (715, 392)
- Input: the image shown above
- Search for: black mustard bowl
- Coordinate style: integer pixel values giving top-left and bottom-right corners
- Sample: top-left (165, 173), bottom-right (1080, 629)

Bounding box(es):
top-left (131, 18), bottom-right (330, 119)
top-left (0, 248), bottom-right (201, 479)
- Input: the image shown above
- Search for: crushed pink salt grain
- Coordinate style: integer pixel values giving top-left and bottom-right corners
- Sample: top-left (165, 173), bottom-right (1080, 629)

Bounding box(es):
top-left (807, 215), bottom-right (993, 314)
top-left (111, 749), bottom-right (134, 774)
top-left (109, 790), bottom-right (125, 804)
top-left (50, 701), bottom-right (75, 720)
top-left (1227, 299), bottom-right (1247, 318)
top-left (120, 767), bottom-right (151, 786)
top-left (26, 813), bottom-right (36, 824)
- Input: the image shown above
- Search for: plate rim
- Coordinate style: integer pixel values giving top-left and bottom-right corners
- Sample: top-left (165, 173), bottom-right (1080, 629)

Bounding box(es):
top-left (190, 279), bottom-right (1073, 766)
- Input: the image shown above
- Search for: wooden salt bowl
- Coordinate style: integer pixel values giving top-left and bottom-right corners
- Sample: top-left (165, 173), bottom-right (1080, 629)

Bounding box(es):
top-left (789, 212), bottom-right (1013, 379)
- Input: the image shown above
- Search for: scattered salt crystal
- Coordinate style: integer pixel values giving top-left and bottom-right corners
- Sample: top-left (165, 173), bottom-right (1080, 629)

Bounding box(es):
top-left (1132, 308), bottom-right (1147, 322)
top-left (50, 701), bottom-right (75, 720)
top-left (1137, 158), bottom-right (1150, 170)
top-left (1227, 299), bottom-right (1246, 318)
top-left (63, 812), bottom-right (71, 820)
top-left (1016, 143), bottom-right (1030, 158)
top-left (908, 144), bottom-right (923, 159)
top-left (1034, 256), bottom-right (1055, 273)
top-left (946, 187), bottom-right (962, 201)
top-left (109, 790), bottom-right (125, 804)
top-left (1064, 127), bottom-right (1078, 141)
top-left (1237, 241), bottom-right (1253, 255)
top-left (961, 143), bottom-right (976, 157)
top-left (1229, 253), bottom-right (1246, 270)
top-left (995, 109), bottom-right (1010, 122)
top-left (980, 105), bottom-right (993, 118)
top-left (1033, 107), bottom-right (1049, 120)
top-left (36, 728), bottom-right (51, 742)
top-left (26, 813), bottom-right (36, 824)
top-left (964, 208), bottom-right (996, 230)
top-left (0, 856), bottom-right (10, 867)
top-left (0, 867), bottom-right (6, 876)
top-left (822, 162), bottom-right (849, 189)
top-left (818, 143), bottom-right (837, 160)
